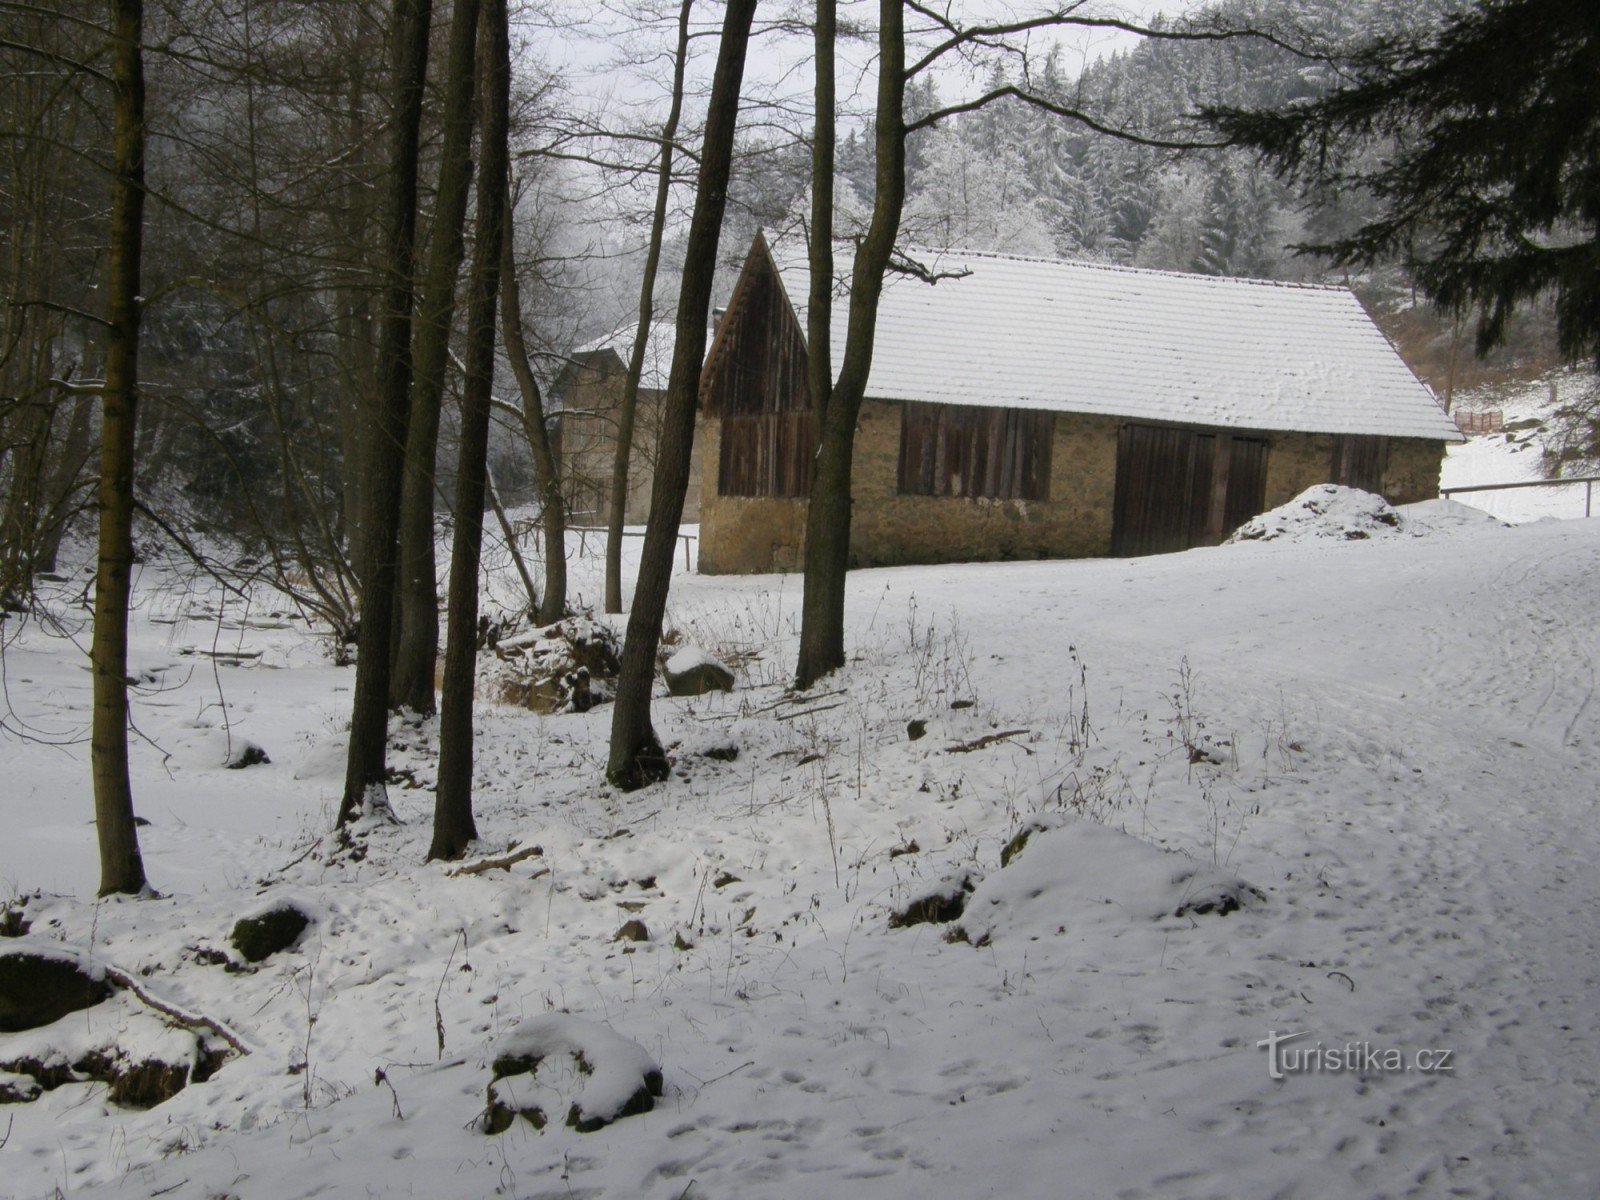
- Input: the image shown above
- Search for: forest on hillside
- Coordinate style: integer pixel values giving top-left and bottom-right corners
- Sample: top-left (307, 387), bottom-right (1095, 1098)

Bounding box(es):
top-left (5, 0), bottom-right (1524, 620)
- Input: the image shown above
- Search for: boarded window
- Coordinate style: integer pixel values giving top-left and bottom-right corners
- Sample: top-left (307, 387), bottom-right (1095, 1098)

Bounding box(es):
top-left (1330, 434), bottom-right (1389, 495)
top-left (897, 402), bottom-right (1054, 500)
top-left (1111, 423), bottom-right (1269, 556)
top-left (718, 410), bottom-right (814, 498)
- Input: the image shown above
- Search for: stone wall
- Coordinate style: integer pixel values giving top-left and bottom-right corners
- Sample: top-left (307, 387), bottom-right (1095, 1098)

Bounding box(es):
top-left (1382, 437), bottom-right (1448, 505)
top-left (555, 360), bottom-right (699, 526)
top-left (1263, 431), bottom-right (1444, 512)
top-left (698, 403), bottom-right (1120, 573)
top-left (696, 403), bottom-right (1448, 574)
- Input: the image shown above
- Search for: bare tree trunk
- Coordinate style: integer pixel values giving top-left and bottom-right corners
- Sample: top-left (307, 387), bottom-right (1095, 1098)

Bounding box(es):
top-left (500, 231), bottom-right (565, 625)
top-left (793, 0), bottom-right (904, 690)
top-left (92, 0), bottom-right (150, 896)
top-left (603, 0), bottom-right (694, 615)
top-left (392, 0), bottom-right (485, 716)
top-left (606, 0), bottom-right (758, 789)
top-left (805, 0), bottom-right (835, 434)
top-left (431, 0), bottom-right (509, 860)
top-left (485, 463), bottom-right (539, 616)
top-left (338, 0), bottom-right (432, 828)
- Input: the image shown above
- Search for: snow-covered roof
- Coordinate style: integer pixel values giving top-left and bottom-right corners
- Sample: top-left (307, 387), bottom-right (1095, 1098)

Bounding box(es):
top-left (773, 246), bottom-right (1462, 441)
top-left (571, 321), bottom-right (678, 393)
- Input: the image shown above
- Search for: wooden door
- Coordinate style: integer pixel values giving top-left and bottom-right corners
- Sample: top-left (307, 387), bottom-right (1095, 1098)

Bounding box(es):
top-left (1112, 424), bottom-right (1268, 556)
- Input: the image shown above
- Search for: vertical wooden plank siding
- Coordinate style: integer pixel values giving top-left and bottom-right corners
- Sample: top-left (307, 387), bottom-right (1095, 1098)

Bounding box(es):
top-left (897, 402), bottom-right (1053, 500)
top-left (1329, 434), bottom-right (1390, 495)
top-left (718, 410), bottom-right (813, 497)
top-left (1112, 423), bottom-right (1270, 556)
top-left (1221, 436), bottom-right (1268, 537)
top-left (701, 242), bottom-right (810, 420)
top-left (700, 237), bottom-right (815, 497)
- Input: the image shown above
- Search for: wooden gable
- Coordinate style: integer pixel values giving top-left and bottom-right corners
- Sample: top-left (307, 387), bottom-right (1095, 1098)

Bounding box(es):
top-left (701, 234), bottom-right (814, 497)
top-left (700, 233), bottom-right (810, 418)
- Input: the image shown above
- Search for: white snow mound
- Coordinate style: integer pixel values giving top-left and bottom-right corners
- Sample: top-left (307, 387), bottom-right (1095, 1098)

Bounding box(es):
top-left (1228, 484), bottom-right (1405, 543)
top-left (955, 819), bottom-right (1261, 945)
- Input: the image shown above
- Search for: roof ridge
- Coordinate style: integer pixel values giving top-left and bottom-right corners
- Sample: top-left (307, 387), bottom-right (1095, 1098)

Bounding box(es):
top-left (892, 243), bottom-right (1351, 293)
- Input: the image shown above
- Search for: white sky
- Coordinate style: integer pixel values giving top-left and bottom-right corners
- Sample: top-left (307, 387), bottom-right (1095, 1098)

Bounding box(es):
top-left (538, 1), bottom-right (1205, 134)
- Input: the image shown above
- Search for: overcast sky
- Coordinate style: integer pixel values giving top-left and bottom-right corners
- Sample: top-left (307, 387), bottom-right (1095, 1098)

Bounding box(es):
top-left (538, 0), bottom-right (1206, 131)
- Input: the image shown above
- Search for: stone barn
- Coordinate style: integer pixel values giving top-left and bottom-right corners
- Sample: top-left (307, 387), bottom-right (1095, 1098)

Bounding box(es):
top-left (695, 234), bottom-right (1461, 574)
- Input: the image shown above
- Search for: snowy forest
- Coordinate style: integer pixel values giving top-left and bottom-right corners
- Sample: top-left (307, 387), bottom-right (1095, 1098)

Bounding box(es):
top-left (2, 0), bottom-right (1598, 1196)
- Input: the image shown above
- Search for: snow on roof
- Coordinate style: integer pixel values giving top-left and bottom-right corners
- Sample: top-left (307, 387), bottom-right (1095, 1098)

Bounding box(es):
top-left (572, 321), bottom-right (678, 393)
top-left (772, 246), bottom-right (1462, 441)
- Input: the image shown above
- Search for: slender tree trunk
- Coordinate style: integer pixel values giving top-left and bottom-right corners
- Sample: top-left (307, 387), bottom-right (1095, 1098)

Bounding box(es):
top-left (603, 0), bottom-right (693, 615)
top-left (606, 0), bottom-right (758, 789)
top-left (392, 0), bottom-right (485, 715)
top-left (336, 53), bottom-right (374, 553)
top-left (485, 463), bottom-right (539, 616)
top-left (338, 0), bottom-right (432, 828)
top-left (793, 0), bottom-right (905, 690)
top-left (92, 0), bottom-right (150, 896)
top-left (806, 0), bottom-right (835, 434)
top-left (431, 0), bottom-right (509, 860)
top-left (500, 232), bottom-right (566, 625)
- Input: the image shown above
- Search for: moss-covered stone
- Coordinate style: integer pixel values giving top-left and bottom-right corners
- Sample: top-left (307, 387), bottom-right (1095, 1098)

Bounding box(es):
top-left (0, 948), bottom-right (112, 1031)
top-left (230, 905), bottom-right (311, 963)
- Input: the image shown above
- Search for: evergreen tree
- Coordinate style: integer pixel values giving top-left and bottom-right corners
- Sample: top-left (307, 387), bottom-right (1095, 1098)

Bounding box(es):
top-left (1207, 0), bottom-right (1600, 366)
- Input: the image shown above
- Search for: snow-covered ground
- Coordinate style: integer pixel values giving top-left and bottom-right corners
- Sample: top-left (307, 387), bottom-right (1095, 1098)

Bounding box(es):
top-left (1442, 371), bottom-right (1597, 522)
top-left (2, 502), bottom-right (1598, 1199)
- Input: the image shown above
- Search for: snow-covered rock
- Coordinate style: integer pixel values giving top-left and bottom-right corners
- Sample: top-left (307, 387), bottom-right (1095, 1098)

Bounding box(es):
top-left (663, 646), bottom-right (734, 696)
top-left (486, 1014), bottom-right (663, 1133)
top-left (952, 819), bottom-right (1262, 946)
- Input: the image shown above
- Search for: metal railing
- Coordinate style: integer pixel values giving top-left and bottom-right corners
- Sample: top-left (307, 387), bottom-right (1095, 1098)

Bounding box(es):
top-left (1440, 475), bottom-right (1599, 518)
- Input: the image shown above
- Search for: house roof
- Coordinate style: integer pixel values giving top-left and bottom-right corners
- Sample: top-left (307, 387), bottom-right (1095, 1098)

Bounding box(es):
top-left (568, 321), bottom-right (678, 394)
top-left (771, 244), bottom-right (1462, 442)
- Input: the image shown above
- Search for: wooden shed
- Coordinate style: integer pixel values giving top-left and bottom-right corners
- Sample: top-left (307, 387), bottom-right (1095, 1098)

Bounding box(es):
top-left (696, 234), bottom-right (1461, 574)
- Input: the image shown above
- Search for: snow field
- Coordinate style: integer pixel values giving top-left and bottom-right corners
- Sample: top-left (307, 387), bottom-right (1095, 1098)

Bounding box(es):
top-left (0, 512), bottom-right (1597, 1198)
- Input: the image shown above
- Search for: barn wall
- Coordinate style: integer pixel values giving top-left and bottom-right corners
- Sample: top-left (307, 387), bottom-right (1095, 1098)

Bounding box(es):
top-left (850, 403), bottom-right (1117, 566)
top-left (697, 403), bottom-right (1120, 574)
top-left (554, 361), bottom-right (699, 526)
top-left (697, 405), bottom-right (1447, 574)
top-left (1263, 431), bottom-right (1443, 514)
top-left (1382, 437), bottom-right (1447, 504)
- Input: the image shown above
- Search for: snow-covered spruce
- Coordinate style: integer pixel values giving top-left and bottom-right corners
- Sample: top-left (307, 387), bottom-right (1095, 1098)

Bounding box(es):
top-left (484, 1014), bottom-right (663, 1134)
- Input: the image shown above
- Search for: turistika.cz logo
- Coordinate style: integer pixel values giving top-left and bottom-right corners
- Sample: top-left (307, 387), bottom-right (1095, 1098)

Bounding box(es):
top-left (1257, 1030), bottom-right (1455, 1080)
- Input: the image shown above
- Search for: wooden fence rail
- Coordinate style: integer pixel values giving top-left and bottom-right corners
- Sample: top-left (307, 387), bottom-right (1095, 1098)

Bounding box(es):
top-left (1441, 475), bottom-right (1598, 518)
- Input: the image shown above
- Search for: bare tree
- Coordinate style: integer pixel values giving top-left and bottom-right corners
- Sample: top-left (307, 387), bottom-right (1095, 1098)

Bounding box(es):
top-left (92, 0), bottom-right (152, 895)
top-left (339, 0), bottom-right (433, 828)
top-left (431, 0), bottom-right (510, 860)
top-left (392, 0), bottom-right (486, 716)
top-left (793, 3), bottom-right (1279, 688)
top-left (794, 0), bottom-right (907, 689)
top-left (499, 197), bottom-right (566, 626)
top-left (606, 0), bottom-right (759, 789)
top-left (603, 0), bottom-right (694, 615)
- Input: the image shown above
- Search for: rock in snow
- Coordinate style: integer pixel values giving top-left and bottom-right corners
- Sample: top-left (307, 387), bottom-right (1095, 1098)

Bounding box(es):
top-left (953, 818), bottom-right (1263, 946)
top-left (663, 646), bottom-right (735, 696)
top-left (486, 1013), bottom-right (663, 1133)
top-left (0, 939), bottom-right (111, 1031)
